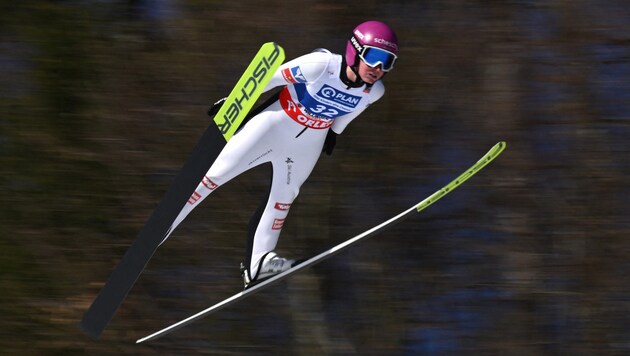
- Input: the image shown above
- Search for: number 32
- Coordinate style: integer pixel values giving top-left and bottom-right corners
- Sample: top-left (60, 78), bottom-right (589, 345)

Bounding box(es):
top-left (310, 105), bottom-right (338, 118)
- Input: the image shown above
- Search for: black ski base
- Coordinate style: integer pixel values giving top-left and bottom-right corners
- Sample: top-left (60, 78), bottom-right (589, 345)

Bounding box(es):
top-left (80, 123), bottom-right (227, 339)
top-left (81, 90), bottom-right (282, 339)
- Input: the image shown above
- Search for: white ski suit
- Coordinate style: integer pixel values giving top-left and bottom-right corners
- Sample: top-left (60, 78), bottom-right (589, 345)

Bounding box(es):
top-left (166, 49), bottom-right (385, 277)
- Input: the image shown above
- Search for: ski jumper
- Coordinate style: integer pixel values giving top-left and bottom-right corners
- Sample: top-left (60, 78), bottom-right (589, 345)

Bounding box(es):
top-left (164, 49), bottom-right (384, 278)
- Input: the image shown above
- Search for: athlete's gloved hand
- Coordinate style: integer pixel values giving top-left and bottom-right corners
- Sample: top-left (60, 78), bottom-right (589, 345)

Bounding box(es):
top-left (207, 97), bottom-right (227, 117)
top-left (323, 130), bottom-right (337, 155)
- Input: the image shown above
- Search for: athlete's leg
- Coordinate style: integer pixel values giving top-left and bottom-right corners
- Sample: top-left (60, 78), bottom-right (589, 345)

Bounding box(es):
top-left (246, 129), bottom-right (326, 275)
top-left (160, 110), bottom-right (280, 245)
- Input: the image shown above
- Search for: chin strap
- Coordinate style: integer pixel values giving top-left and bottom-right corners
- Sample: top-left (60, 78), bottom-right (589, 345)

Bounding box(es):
top-left (340, 57), bottom-right (365, 88)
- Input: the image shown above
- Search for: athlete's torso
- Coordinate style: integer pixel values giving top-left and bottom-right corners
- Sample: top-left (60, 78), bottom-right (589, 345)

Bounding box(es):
top-left (265, 50), bottom-right (384, 133)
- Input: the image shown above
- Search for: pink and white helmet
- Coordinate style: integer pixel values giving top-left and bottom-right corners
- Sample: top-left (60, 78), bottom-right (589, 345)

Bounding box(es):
top-left (345, 20), bottom-right (399, 72)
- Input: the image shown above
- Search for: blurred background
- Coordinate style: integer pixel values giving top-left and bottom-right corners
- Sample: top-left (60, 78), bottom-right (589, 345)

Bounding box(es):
top-left (1, 0), bottom-right (628, 354)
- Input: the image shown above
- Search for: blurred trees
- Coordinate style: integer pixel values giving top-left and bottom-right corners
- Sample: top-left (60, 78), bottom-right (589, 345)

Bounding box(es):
top-left (0, 1), bottom-right (628, 354)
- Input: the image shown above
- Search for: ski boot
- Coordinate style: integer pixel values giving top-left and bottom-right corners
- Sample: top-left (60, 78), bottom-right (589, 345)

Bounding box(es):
top-left (241, 252), bottom-right (298, 289)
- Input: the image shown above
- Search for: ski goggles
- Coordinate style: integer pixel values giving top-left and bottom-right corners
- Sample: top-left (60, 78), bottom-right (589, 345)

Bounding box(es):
top-left (358, 46), bottom-right (397, 72)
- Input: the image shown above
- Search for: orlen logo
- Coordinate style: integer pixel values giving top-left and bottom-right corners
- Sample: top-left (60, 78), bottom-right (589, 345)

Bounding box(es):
top-left (318, 85), bottom-right (361, 108)
top-left (274, 202), bottom-right (292, 211)
top-left (374, 37), bottom-right (398, 51)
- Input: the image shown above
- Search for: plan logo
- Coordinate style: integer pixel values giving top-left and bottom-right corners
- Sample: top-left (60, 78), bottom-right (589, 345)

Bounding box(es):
top-left (317, 85), bottom-right (361, 108)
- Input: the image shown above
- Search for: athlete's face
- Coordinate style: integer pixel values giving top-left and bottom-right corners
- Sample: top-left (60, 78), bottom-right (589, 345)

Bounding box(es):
top-left (357, 59), bottom-right (385, 84)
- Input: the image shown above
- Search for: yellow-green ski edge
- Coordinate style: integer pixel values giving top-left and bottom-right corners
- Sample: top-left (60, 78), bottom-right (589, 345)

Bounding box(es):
top-left (416, 141), bottom-right (506, 212)
top-left (213, 42), bottom-right (285, 141)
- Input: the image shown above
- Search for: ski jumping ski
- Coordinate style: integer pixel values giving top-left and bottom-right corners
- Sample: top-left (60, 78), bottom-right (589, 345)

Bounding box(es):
top-left (136, 141), bottom-right (507, 344)
top-left (80, 43), bottom-right (285, 339)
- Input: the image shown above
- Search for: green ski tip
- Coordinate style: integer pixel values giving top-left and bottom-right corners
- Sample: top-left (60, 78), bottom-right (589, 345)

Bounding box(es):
top-left (415, 141), bottom-right (506, 212)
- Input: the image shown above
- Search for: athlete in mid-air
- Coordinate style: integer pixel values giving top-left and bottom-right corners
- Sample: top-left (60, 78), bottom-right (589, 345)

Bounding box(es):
top-left (162, 20), bottom-right (399, 288)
